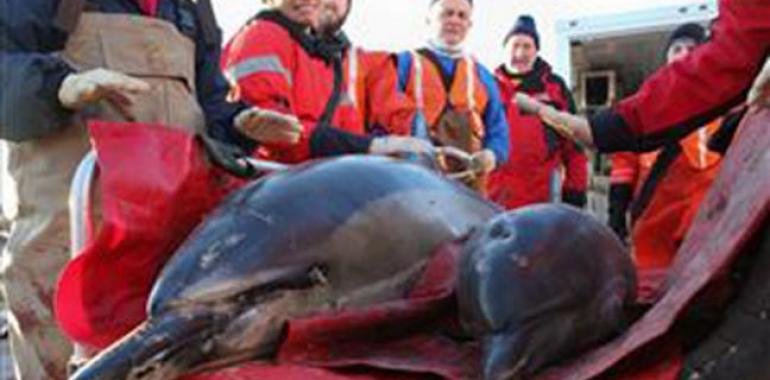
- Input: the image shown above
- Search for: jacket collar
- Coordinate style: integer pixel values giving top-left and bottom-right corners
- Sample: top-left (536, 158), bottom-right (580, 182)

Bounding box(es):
top-left (255, 10), bottom-right (351, 64)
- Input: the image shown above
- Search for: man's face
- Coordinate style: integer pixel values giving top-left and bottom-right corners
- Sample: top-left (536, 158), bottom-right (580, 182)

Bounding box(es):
top-left (317, 0), bottom-right (349, 35)
top-left (666, 38), bottom-right (698, 64)
top-left (271, 0), bottom-right (320, 26)
top-left (427, 0), bottom-right (472, 47)
top-left (506, 34), bottom-right (537, 74)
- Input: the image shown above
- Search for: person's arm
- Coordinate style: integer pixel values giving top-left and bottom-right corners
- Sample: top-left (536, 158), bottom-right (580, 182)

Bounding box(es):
top-left (0, 0), bottom-right (75, 141)
top-left (308, 52), bottom-right (431, 158)
top-left (192, 8), bottom-right (254, 152)
top-left (361, 51), bottom-right (415, 136)
top-left (478, 65), bottom-right (510, 165)
top-left (515, 92), bottom-right (594, 149)
top-left (560, 142), bottom-right (588, 208)
top-left (549, 74), bottom-right (588, 207)
top-left (222, 21), bottom-right (317, 163)
top-left (590, 2), bottom-right (770, 153)
top-left (518, 3), bottom-right (770, 154)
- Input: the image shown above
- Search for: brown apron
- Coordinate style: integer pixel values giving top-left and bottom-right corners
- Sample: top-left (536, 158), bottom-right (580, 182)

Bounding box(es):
top-left (434, 109), bottom-right (488, 195)
top-left (1, 12), bottom-right (205, 380)
top-left (410, 51), bottom-right (488, 194)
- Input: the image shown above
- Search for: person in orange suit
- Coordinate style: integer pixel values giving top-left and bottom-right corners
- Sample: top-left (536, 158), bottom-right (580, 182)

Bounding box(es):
top-left (606, 23), bottom-right (724, 295)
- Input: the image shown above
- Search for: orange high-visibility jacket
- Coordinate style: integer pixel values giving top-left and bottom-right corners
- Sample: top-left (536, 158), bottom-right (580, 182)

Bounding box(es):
top-left (222, 11), bottom-right (411, 162)
top-left (610, 120), bottom-right (722, 271)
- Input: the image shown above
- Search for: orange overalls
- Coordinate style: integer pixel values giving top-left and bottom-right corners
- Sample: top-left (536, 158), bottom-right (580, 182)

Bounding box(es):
top-left (610, 120), bottom-right (722, 288)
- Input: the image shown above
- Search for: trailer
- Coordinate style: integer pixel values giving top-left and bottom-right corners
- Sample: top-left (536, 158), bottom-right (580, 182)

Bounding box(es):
top-left (551, 1), bottom-right (718, 220)
top-left (555, 0), bottom-right (718, 111)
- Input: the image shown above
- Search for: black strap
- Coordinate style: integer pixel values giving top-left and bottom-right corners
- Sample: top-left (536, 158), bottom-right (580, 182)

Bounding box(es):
top-left (416, 48), bottom-right (455, 94)
top-left (54, 0), bottom-right (87, 33)
top-left (318, 56), bottom-right (345, 128)
top-left (630, 143), bottom-right (683, 222)
top-left (708, 106), bottom-right (748, 154)
top-left (194, 0), bottom-right (219, 47)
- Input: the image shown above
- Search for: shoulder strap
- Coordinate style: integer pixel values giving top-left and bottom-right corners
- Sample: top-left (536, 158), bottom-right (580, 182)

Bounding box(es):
top-left (416, 48), bottom-right (454, 93)
top-left (630, 143), bottom-right (683, 222)
top-left (318, 55), bottom-right (345, 129)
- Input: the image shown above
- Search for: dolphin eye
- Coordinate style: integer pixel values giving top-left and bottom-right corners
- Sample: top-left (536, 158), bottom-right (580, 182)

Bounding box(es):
top-left (489, 222), bottom-right (513, 240)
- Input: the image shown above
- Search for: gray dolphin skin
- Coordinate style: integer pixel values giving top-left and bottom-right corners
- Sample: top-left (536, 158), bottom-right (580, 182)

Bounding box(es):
top-left (70, 156), bottom-right (501, 380)
top-left (456, 205), bottom-right (637, 380)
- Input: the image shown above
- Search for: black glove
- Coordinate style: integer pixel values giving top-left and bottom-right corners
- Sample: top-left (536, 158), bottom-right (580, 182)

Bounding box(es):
top-left (309, 124), bottom-right (373, 157)
top-left (608, 183), bottom-right (633, 241)
top-left (562, 190), bottom-right (587, 208)
top-left (199, 133), bottom-right (257, 179)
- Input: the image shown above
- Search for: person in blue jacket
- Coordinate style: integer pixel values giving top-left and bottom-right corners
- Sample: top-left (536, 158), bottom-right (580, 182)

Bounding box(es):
top-left (394, 0), bottom-right (510, 193)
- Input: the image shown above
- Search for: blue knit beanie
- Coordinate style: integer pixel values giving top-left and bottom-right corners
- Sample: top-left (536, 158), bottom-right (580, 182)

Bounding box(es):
top-left (504, 15), bottom-right (539, 49)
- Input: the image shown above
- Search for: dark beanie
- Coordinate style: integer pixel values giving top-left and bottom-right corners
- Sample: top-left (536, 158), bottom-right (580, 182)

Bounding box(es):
top-left (665, 23), bottom-right (706, 52)
top-left (504, 15), bottom-right (539, 49)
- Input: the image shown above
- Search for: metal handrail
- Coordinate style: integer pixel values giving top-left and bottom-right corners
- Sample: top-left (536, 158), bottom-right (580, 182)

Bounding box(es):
top-left (68, 150), bottom-right (97, 256)
top-left (67, 149), bottom-right (98, 369)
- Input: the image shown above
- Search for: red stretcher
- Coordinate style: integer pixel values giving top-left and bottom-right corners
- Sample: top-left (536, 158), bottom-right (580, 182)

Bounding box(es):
top-left (56, 109), bottom-right (770, 379)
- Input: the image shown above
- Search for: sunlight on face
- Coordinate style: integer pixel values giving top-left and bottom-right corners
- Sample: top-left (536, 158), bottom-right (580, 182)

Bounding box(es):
top-left (506, 34), bottom-right (537, 73)
top-left (266, 0), bottom-right (321, 26)
top-left (427, 0), bottom-right (473, 47)
top-left (666, 39), bottom-right (698, 64)
top-left (318, 0), bottom-right (349, 34)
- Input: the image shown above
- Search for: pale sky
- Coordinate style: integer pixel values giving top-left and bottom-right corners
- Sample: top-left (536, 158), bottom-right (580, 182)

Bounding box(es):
top-left (213, 0), bottom-right (704, 74)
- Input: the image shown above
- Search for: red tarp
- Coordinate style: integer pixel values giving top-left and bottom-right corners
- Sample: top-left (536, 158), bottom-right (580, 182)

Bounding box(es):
top-left (55, 121), bottom-right (240, 349)
top-left (537, 109), bottom-right (770, 380)
top-left (56, 110), bottom-right (770, 379)
top-left (186, 243), bottom-right (479, 380)
top-left (190, 110), bottom-right (770, 380)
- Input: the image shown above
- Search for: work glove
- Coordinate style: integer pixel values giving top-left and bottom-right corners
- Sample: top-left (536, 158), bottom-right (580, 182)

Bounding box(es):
top-left (368, 135), bottom-right (434, 156)
top-left (470, 149), bottom-right (496, 174)
top-left (562, 190), bottom-right (587, 209)
top-left (58, 68), bottom-right (150, 110)
top-left (607, 183), bottom-right (632, 243)
top-left (748, 56), bottom-right (770, 109)
top-left (514, 92), bottom-right (542, 115)
top-left (515, 92), bottom-right (596, 149)
top-left (235, 107), bottom-right (303, 145)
